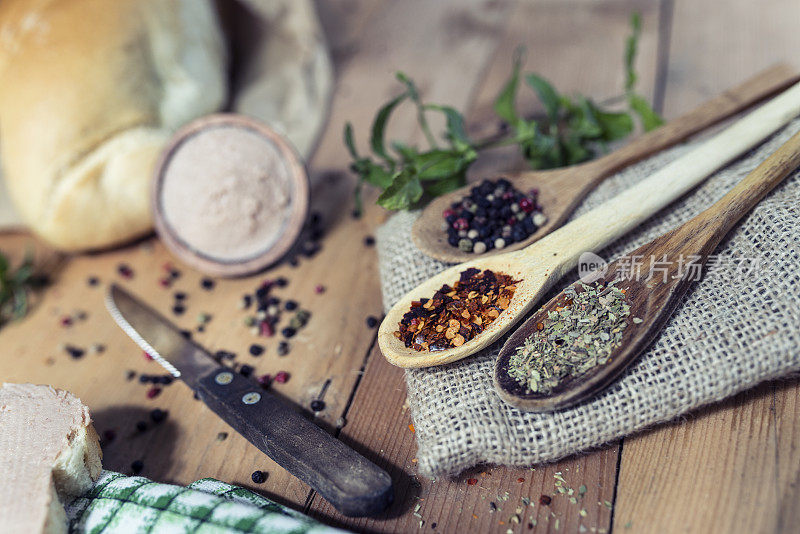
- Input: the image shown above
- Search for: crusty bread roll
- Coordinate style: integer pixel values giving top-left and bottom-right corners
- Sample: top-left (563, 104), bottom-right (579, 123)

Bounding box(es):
top-left (0, 0), bottom-right (227, 251)
top-left (0, 383), bottom-right (103, 533)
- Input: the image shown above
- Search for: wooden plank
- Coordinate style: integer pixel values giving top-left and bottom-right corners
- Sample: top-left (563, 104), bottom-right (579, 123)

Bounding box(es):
top-left (311, 346), bottom-right (620, 533)
top-left (660, 0), bottom-right (800, 117)
top-left (613, 1), bottom-right (800, 532)
top-left (311, 1), bottom-right (663, 531)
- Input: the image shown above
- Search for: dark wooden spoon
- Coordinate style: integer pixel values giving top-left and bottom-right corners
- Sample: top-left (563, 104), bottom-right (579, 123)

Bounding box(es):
top-left (494, 128), bottom-right (800, 412)
top-left (412, 64), bottom-right (799, 264)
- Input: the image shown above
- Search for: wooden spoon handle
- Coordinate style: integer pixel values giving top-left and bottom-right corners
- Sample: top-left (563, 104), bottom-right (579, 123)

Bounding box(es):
top-left (690, 129), bottom-right (800, 252)
top-left (589, 64), bottom-right (800, 183)
top-left (518, 81), bottom-right (800, 270)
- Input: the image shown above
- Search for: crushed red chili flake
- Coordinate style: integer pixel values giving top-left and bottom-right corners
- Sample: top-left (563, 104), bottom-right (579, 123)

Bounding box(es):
top-left (394, 268), bottom-right (518, 351)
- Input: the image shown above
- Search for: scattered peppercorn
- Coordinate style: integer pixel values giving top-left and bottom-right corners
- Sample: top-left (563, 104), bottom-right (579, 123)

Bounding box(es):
top-left (200, 278), bottom-right (215, 290)
top-left (310, 399), bottom-right (325, 412)
top-left (277, 341), bottom-right (290, 356)
top-left (87, 276), bottom-right (100, 287)
top-left (174, 291), bottom-right (187, 300)
top-left (131, 460), bottom-right (144, 474)
top-left (60, 316), bottom-right (73, 327)
top-left (126, 370), bottom-right (136, 381)
top-left (146, 387), bottom-right (161, 399)
top-left (395, 268), bottom-right (518, 351)
top-left (539, 495), bottom-right (552, 506)
top-left (281, 327), bottom-right (296, 338)
top-left (65, 345), bottom-right (84, 359)
top-left (251, 470), bottom-right (266, 484)
top-left (257, 374), bottom-right (272, 387)
top-left (117, 264), bottom-right (134, 279)
top-left (172, 304), bottom-right (186, 316)
top-left (364, 236), bottom-right (376, 247)
top-left (135, 421), bottom-right (148, 432)
top-left (275, 277), bottom-right (288, 288)
top-left (239, 364), bottom-right (254, 377)
top-left (249, 344), bottom-right (264, 357)
top-left (180, 330), bottom-right (192, 339)
top-left (149, 408), bottom-right (167, 424)
top-left (366, 316), bottom-right (379, 328)
top-left (216, 432), bottom-right (228, 441)
top-left (274, 371), bottom-right (289, 383)
top-left (314, 284), bottom-right (325, 294)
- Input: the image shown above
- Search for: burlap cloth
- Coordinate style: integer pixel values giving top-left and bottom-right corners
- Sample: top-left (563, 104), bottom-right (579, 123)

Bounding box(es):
top-left (376, 119), bottom-right (800, 478)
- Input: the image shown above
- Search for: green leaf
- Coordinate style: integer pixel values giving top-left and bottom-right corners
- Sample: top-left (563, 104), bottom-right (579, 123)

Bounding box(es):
top-left (370, 92), bottom-right (408, 162)
top-left (414, 150), bottom-right (470, 180)
top-left (525, 73), bottom-right (561, 123)
top-left (423, 171), bottom-right (467, 196)
top-left (494, 49), bottom-right (524, 124)
top-left (425, 104), bottom-right (471, 148)
top-left (391, 141), bottom-right (419, 162)
top-left (397, 72), bottom-right (438, 148)
top-left (625, 12), bottom-right (641, 93)
top-left (343, 123), bottom-right (360, 159)
top-left (377, 171), bottom-right (424, 210)
top-left (629, 94), bottom-right (664, 131)
top-left (593, 109), bottom-right (634, 141)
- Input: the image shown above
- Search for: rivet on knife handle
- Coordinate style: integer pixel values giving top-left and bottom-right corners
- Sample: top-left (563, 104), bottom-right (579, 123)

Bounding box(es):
top-left (197, 369), bottom-right (393, 517)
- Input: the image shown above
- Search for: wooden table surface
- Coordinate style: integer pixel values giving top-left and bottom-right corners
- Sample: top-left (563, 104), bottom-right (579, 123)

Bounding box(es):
top-left (2, 1), bottom-right (799, 533)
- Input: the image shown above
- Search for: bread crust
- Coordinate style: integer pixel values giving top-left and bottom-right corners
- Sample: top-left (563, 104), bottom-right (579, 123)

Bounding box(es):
top-left (0, 0), bottom-right (227, 250)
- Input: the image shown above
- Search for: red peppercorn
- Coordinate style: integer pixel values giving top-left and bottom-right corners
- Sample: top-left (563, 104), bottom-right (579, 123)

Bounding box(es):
top-left (60, 316), bottom-right (73, 327)
top-left (467, 478), bottom-right (478, 486)
top-left (315, 284), bottom-right (325, 294)
top-left (260, 321), bottom-right (274, 337)
top-left (519, 197), bottom-right (535, 213)
top-left (453, 217), bottom-right (469, 231)
top-left (159, 277), bottom-right (171, 288)
top-left (146, 387), bottom-right (161, 399)
top-left (502, 191), bottom-right (514, 200)
top-left (274, 371), bottom-right (289, 383)
top-left (507, 217), bottom-right (517, 225)
top-left (143, 351), bottom-right (153, 361)
top-left (442, 208), bottom-right (456, 218)
top-left (257, 374), bottom-right (272, 386)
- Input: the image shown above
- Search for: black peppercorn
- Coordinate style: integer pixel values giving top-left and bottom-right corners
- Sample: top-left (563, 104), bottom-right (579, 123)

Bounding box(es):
top-left (131, 460), bottom-right (144, 474)
top-left (150, 409), bottom-right (167, 424)
top-left (172, 305), bottom-right (186, 316)
top-left (310, 399), bottom-right (325, 412)
top-left (239, 364), bottom-right (254, 377)
top-left (200, 278), bottom-right (215, 290)
top-left (281, 327), bottom-right (296, 338)
top-left (251, 470), bottom-right (266, 484)
top-left (277, 342), bottom-right (290, 356)
top-left (366, 316), bottom-right (378, 328)
top-left (135, 421), bottom-right (148, 432)
top-left (249, 344), bottom-right (264, 357)
top-left (284, 300), bottom-right (298, 311)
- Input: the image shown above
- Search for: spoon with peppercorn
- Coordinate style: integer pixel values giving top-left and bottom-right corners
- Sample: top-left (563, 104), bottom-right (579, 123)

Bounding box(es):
top-left (379, 80), bottom-right (800, 368)
top-left (411, 64), bottom-right (798, 264)
top-left (494, 128), bottom-right (800, 411)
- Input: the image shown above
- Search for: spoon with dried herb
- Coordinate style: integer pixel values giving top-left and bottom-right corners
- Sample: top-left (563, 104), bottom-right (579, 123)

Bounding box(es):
top-left (494, 129), bottom-right (800, 412)
top-left (378, 81), bottom-right (800, 369)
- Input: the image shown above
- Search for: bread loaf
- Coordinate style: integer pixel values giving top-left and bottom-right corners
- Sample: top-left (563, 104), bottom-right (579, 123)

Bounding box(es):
top-left (0, 383), bottom-right (103, 533)
top-left (0, 0), bottom-right (227, 250)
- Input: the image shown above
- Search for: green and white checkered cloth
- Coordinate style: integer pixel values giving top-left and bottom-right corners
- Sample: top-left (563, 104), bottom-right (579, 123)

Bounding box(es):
top-left (65, 471), bottom-right (346, 533)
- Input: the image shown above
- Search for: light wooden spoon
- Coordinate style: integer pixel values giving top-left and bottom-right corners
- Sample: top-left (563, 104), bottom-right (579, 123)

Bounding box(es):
top-left (379, 80), bottom-right (800, 369)
top-left (494, 128), bottom-right (800, 412)
top-left (411, 64), bottom-right (799, 264)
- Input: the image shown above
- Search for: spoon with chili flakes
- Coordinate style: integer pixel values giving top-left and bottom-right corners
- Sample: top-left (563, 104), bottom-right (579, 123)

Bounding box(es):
top-left (378, 80), bottom-right (800, 368)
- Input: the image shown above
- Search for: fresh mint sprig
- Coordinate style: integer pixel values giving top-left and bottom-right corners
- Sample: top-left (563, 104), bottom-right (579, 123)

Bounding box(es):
top-left (345, 12), bottom-right (662, 214)
top-left (0, 250), bottom-right (38, 327)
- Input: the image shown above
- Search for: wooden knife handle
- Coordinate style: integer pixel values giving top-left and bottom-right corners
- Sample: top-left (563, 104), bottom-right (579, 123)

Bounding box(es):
top-left (196, 368), bottom-right (393, 517)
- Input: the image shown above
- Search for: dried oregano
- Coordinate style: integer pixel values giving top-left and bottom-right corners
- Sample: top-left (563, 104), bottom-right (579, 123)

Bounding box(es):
top-left (507, 280), bottom-right (635, 394)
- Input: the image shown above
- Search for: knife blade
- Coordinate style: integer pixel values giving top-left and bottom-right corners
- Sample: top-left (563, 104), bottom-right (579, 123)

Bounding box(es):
top-left (106, 284), bottom-right (393, 517)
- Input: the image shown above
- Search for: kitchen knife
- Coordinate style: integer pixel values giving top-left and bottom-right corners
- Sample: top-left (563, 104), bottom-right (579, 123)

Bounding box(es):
top-left (105, 284), bottom-right (393, 517)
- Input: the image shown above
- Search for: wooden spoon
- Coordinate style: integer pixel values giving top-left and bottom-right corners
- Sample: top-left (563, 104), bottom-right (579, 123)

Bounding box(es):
top-left (411, 64), bottom-right (800, 264)
top-left (379, 80), bottom-right (800, 369)
top-left (494, 128), bottom-right (800, 412)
